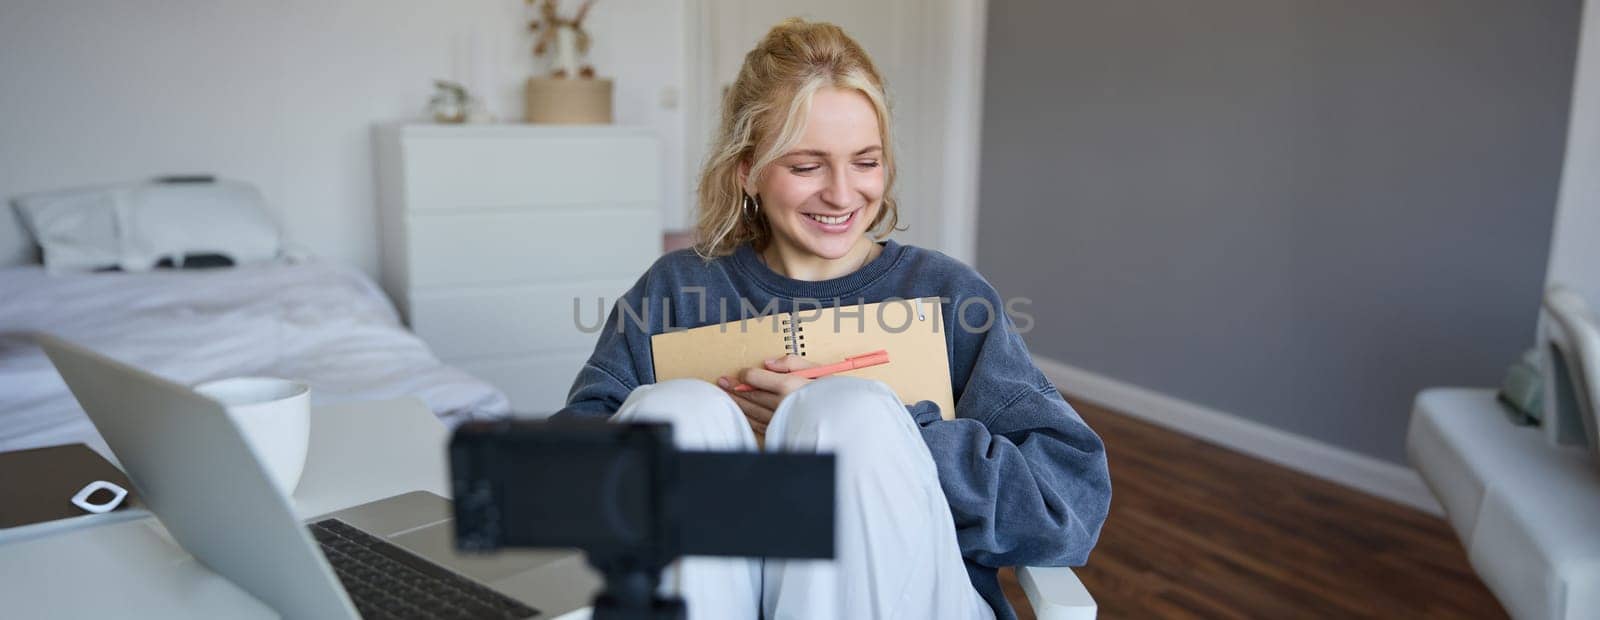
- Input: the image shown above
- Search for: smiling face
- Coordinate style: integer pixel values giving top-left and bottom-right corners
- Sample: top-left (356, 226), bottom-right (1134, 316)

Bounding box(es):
top-left (743, 87), bottom-right (886, 268)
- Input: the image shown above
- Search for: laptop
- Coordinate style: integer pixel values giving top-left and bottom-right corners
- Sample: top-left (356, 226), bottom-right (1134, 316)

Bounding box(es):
top-left (38, 333), bottom-right (600, 619)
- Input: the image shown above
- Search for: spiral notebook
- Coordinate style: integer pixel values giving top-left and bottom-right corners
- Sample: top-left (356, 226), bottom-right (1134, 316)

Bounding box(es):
top-left (650, 297), bottom-right (956, 419)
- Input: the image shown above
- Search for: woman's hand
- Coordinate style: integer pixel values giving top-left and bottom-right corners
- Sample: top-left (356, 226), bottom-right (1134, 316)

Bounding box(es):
top-left (717, 355), bottom-right (819, 439)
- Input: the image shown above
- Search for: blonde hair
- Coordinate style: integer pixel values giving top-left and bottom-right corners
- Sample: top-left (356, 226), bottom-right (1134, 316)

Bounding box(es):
top-left (692, 18), bottom-right (900, 258)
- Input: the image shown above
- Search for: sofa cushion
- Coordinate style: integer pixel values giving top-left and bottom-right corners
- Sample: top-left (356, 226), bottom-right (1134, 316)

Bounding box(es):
top-left (1408, 388), bottom-right (1600, 620)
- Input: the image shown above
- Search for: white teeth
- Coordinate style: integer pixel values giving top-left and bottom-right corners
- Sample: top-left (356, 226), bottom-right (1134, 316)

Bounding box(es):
top-left (807, 212), bottom-right (851, 225)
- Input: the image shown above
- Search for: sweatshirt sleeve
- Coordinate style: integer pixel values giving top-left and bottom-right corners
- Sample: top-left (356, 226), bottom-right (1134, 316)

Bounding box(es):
top-left (913, 291), bottom-right (1112, 568)
top-left (552, 274), bottom-right (654, 419)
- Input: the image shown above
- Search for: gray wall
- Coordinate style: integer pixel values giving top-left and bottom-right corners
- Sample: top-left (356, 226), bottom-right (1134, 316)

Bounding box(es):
top-left (977, 0), bottom-right (1582, 464)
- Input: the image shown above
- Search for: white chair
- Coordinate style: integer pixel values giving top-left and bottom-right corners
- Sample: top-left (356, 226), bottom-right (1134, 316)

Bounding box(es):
top-left (1019, 565), bottom-right (1098, 619)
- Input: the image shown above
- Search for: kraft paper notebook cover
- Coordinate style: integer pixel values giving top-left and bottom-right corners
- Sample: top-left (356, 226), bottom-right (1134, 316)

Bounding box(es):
top-left (651, 297), bottom-right (956, 419)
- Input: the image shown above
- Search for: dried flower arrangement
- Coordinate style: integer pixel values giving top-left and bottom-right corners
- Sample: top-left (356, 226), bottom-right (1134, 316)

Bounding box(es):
top-left (527, 0), bottom-right (598, 79)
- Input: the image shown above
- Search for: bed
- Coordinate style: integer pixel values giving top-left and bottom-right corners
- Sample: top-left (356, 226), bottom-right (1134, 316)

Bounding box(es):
top-left (0, 258), bottom-right (510, 455)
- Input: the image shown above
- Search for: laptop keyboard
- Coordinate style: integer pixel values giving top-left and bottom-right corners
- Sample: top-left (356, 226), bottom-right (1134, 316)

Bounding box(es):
top-left (309, 518), bottom-right (540, 620)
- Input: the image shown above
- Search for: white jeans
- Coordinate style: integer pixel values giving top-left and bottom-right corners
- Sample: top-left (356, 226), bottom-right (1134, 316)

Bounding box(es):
top-left (611, 377), bottom-right (994, 620)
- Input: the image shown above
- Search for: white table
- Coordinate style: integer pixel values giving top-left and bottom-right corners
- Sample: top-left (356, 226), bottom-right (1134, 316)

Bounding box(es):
top-left (0, 398), bottom-right (1097, 619)
top-left (0, 398), bottom-right (471, 617)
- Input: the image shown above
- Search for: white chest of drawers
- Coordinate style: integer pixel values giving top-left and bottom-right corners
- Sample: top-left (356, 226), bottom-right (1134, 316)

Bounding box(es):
top-left (375, 123), bottom-right (662, 414)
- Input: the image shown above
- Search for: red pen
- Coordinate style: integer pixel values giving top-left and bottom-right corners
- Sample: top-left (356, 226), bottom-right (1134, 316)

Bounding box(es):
top-left (730, 350), bottom-right (891, 392)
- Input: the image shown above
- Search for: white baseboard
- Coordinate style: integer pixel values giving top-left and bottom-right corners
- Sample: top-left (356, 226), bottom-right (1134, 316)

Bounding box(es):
top-left (1032, 356), bottom-right (1443, 516)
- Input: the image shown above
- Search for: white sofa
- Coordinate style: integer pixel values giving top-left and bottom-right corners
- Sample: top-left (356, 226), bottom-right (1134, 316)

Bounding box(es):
top-left (1408, 388), bottom-right (1600, 619)
top-left (1406, 287), bottom-right (1600, 619)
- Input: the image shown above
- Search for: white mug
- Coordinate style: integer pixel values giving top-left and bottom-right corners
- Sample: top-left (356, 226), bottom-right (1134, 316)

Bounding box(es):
top-left (194, 377), bottom-right (311, 496)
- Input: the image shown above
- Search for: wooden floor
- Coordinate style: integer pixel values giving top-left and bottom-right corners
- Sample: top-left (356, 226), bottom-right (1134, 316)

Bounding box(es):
top-left (998, 396), bottom-right (1505, 619)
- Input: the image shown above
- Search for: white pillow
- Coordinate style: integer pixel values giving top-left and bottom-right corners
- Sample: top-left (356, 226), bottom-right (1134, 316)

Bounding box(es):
top-left (12, 184), bottom-right (127, 273)
top-left (11, 179), bottom-right (282, 273)
top-left (121, 180), bottom-right (281, 270)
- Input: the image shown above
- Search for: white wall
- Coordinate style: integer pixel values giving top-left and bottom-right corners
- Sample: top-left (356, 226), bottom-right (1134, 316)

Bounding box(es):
top-left (1548, 0), bottom-right (1600, 307)
top-left (0, 0), bottom-right (687, 277)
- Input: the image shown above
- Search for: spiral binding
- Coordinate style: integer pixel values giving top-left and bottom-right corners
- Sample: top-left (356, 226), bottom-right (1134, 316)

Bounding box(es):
top-left (781, 315), bottom-right (807, 356)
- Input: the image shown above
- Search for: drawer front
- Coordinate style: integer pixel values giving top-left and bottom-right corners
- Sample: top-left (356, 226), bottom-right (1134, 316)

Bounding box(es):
top-left (452, 352), bottom-right (591, 416)
top-left (404, 135), bottom-right (658, 210)
top-left (407, 207), bottom-right (660, 287)
top-left (410, 279), bottom-right (635, 359)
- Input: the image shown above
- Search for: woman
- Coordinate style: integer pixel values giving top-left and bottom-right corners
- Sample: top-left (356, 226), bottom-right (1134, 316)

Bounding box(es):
top-left (557, 18), bottom-right (1111, 620)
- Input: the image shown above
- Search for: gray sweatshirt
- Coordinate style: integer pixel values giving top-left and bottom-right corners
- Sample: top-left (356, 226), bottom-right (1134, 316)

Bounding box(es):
top-left (555, 239), bottom-right (1112, 619)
